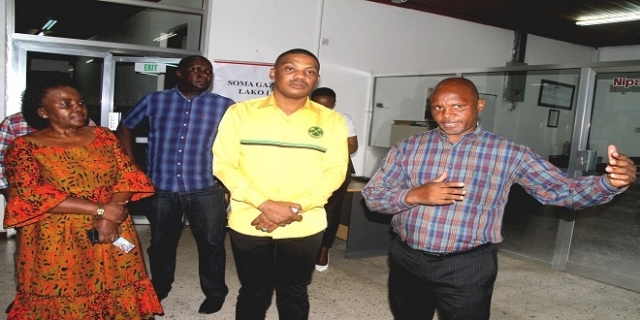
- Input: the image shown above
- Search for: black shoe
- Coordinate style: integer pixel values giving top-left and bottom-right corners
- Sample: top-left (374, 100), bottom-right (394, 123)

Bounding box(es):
top-left (198, 296), bottom-right (225, 314)
top-left (6, 301), bottom-right (13, 313)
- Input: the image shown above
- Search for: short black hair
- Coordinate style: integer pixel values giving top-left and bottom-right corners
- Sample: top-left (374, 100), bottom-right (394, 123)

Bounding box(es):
top-left (274, 48), bottom-right (320, 70)
top-left (177, 55), bottom-right (211, 71)
top-left (311, 87), bottom-right (336, 100)
top-left (21, 76), bottom-right (79, 129)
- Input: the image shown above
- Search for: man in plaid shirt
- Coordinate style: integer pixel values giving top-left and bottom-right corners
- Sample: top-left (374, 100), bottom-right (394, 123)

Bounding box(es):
top-left (116, 55), bottom-right (234, 314)
top-left (0, 112), bottom-right (38, 198)
top-left (363, 77), bottom-right (637, 320)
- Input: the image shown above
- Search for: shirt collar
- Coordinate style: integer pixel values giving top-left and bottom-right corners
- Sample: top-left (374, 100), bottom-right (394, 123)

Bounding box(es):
top-left (436, 122), bottom-right (483, 143)
top-left (169, 86), bottom-right (209, 100)
top-left (257, 94), bottom-right (321, 114)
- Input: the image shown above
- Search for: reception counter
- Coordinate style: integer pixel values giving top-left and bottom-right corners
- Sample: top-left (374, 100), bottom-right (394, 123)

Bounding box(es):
top-left (337, 180), bottom-right (394, 259)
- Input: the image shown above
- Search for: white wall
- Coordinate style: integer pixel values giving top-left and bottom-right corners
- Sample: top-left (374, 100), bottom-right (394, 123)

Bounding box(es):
top-left (208, 0), bottom-right (323, 63)
top-left (1, 0), bottom-right (6, 120)
top-left (525, 35), bottom-right (594, 65)
top-left (0, 0), bottom-right (6, 230)
top-left (597, 45), bottom-right (640, 62)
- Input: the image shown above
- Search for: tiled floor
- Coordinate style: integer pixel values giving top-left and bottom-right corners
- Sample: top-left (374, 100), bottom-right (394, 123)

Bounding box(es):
top-left (2, 225), bottom-right (639, 319)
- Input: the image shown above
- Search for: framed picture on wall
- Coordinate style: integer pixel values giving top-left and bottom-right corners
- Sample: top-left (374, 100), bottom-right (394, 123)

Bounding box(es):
top-left (537, 80), bottom-right (575, 110)
top-left (547, 109), bottom-right (560, 128)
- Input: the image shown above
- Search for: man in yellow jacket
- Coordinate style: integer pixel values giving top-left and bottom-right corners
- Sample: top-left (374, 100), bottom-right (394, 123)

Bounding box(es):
top-left (213, 48), bottom-right (348, 319)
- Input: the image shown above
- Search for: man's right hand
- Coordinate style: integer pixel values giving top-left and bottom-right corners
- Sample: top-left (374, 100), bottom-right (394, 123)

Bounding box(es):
top-left (102, 201), bottom-right (129, 224)
top-left (252, 200), bottom-right (302, 232)
top-left (405, 172), bottom-right (466, 206)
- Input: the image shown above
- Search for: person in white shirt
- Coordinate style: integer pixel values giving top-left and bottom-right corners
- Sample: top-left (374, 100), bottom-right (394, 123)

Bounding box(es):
top-left (310, 87), bottom-right (358, 271)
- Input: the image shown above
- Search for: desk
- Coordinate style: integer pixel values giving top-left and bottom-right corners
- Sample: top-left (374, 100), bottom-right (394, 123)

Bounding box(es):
top-left (340, 181), bottom-right (394, 259)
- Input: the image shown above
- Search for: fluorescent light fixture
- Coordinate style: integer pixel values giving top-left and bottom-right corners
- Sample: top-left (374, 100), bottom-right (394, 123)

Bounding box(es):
top-left (41, 19), bottom-right (57, 31)
top-left (576, 13), bottom-right (640, 26)
top-left (153, 33), bottom-right (177, 42)
top-left (85, 59), bottom-right (94, 64)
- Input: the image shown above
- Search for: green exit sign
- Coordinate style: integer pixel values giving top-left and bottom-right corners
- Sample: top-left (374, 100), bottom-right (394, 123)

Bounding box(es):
top-left (134, 63), bottom-right (167, 74)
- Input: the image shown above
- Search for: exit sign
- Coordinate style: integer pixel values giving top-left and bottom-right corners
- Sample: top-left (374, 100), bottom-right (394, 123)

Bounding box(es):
top-left (134, 63), bottom-right (167, 74)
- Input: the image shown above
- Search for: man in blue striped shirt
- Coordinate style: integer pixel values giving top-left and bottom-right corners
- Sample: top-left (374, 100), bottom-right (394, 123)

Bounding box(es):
top-left (116, 55), bottom-right (234, 315)
top-left (363, 77), bottom-right (637, 320)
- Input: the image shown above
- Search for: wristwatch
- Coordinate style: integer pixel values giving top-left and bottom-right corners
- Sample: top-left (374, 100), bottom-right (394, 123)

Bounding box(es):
top-left (94, 203), bottom-right (105, 220)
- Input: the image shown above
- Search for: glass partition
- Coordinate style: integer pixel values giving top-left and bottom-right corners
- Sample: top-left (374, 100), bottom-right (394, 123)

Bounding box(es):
top-left (369, 74), bottom-right (454, 148)
top-left (462, 69), bottom-right (582, 263)
top-left (567, 71), bottom-right (640, 286)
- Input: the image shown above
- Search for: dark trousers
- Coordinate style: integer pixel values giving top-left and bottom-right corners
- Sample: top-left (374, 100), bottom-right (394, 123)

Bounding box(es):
top-left (388, 237), bottom-right (498, 320)
top-left (230, 229), bottom-right (323, 320)
top-left (145, 184), bottom-right (228, 299)
top-left (320, 173), bottom-right (351, 248)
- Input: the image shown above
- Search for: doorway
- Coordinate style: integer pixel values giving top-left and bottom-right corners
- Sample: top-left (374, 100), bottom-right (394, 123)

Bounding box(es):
top-left (7, 40), bottom-right (184, 224)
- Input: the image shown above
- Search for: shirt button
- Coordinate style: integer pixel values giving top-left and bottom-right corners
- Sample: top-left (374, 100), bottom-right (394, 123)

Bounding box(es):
top-left (177, 174), bottom-right (181, 177)
top-left (179, 150), bottom-right (183, 153)
top-left (177, 163), bottom-right (181, 165)
top-left (181, 136), bottom-right (184, 139)
top-left (183, 123), bottom-right (187, 126)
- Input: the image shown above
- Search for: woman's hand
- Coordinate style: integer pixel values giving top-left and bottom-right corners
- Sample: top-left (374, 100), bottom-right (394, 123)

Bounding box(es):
top-left (101, 201), bottom-right (129, 224)
top-left (94, 219), bottom-right (120, 244)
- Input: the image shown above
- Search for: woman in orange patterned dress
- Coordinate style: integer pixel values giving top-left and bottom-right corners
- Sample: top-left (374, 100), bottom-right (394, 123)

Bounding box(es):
top-left (3, 77), bottom-right (163, 319)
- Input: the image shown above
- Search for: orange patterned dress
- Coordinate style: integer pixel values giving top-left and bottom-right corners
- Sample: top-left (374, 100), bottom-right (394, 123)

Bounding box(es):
top-left (4, 127), bottom-right (163, 319)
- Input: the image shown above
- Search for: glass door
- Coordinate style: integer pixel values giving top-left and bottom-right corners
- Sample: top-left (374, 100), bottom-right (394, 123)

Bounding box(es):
top-left (564, 69), bottom-right (640, 291)
top-left (8, 41), bottom-right (184, 225)
top-left (462, 69), bottom-right (583, 264)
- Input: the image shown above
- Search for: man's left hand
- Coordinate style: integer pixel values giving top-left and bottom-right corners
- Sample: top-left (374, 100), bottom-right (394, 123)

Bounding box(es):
top-left (251, 201), bottom-right (302, 233)
top-left (604, 144), bottom-right (637, 188)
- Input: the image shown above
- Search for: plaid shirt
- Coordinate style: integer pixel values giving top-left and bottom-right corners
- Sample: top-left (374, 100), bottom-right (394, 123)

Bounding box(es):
top-left (363, 125), bottom-right (621, 253)
top-left (121, 87), bottom-right (233, 192)
top-left (0, 112), bottom-right (96, 189)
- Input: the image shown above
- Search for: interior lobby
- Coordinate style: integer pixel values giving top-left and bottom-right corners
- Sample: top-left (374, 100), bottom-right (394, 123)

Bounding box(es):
top-left (1, 1), bottom-right (640, 319)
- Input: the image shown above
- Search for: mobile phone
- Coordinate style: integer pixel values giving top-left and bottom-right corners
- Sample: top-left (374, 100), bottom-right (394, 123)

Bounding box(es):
top-left (86, 228), bottom-right (99, 245)
top-left (113, 237), bottom-right (136, 253)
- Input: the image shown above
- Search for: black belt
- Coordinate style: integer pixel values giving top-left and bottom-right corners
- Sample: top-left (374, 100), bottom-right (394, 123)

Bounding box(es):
top-left (419, 242), bottom-right (493, 258)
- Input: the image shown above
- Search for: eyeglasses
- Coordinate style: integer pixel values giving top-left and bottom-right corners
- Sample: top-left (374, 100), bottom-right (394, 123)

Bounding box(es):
top-left (187, 67), bottom-right (212, 75)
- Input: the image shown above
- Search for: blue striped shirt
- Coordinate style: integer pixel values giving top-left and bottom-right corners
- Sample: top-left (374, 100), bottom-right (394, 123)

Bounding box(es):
top-left (362, 125), bottom-right (621, 253)
top-left (121, 87), bottom-right (234, 192)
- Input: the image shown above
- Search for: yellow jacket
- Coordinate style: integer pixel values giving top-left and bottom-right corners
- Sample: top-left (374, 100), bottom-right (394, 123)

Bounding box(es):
top-left (213, 94), bottom-right (348, 239)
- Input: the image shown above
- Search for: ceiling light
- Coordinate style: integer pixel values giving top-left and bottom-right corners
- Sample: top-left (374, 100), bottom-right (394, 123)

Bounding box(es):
top-left (41, 19), bottom-right (57, 31)
top-left (391, 0), bottom-right (408, 3)
top-left (576, 13), bottom-right (640, 26)
top-left (153, 33), bottom-right (177, 42)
